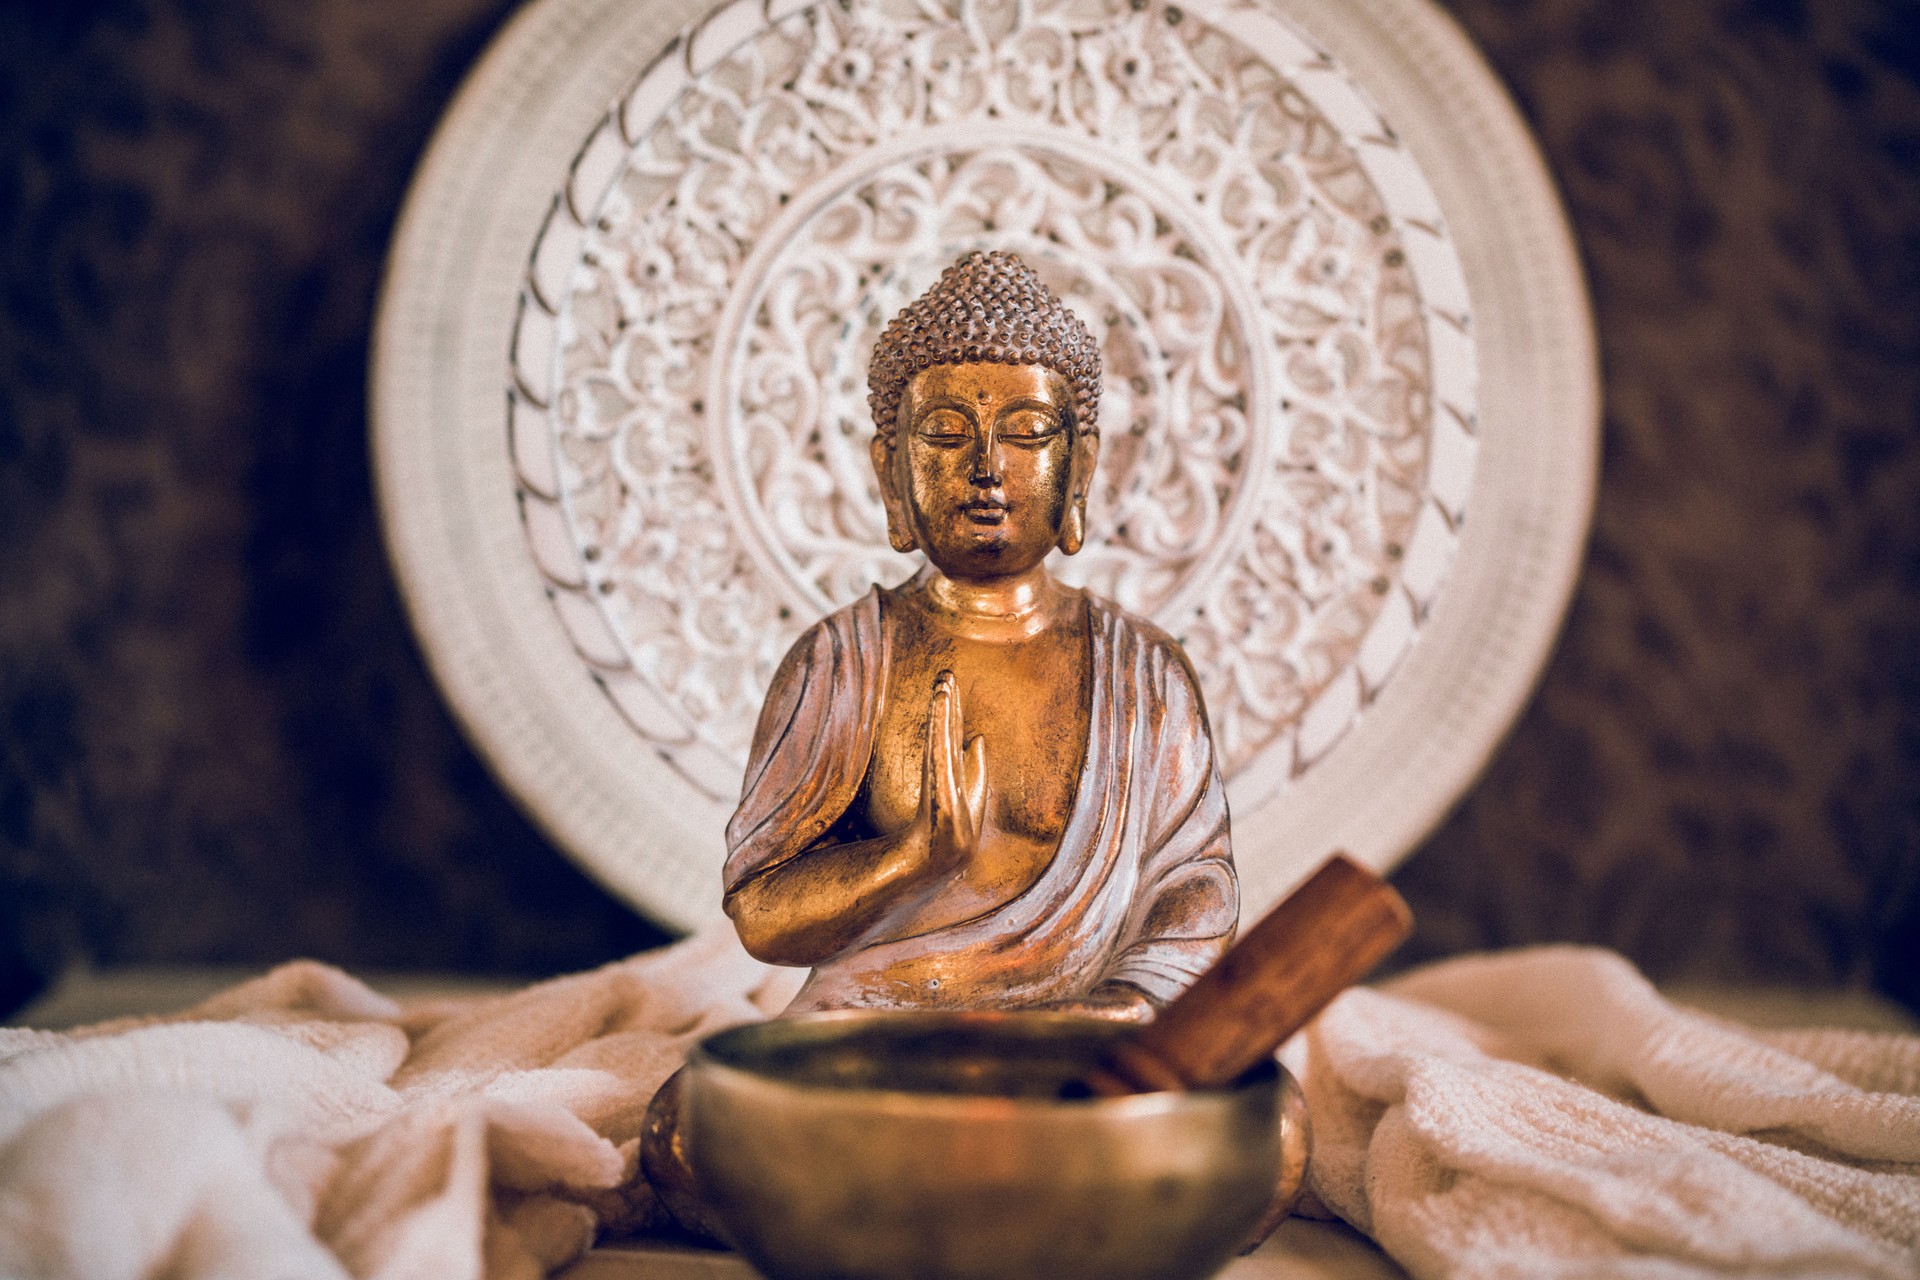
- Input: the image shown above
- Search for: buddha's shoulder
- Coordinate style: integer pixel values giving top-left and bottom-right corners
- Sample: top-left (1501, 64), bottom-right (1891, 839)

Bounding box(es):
top-left (768, 590), bottom-right (883, 677)
top-left (1083, 593), bottom-right (1202, 682)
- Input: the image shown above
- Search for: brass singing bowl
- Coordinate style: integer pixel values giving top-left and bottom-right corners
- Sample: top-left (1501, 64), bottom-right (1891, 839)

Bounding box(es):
top-left (682, 1010), bottom-right (1310, 1280)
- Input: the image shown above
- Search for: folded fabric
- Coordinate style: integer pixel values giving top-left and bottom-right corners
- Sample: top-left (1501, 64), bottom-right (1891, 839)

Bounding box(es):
top-left (0, 931), bottom-right (803, 1280)
top-left (3, 940), bottom-right (1915, 1279)
top-left (1292, 946), bottom-right (1920, 1279)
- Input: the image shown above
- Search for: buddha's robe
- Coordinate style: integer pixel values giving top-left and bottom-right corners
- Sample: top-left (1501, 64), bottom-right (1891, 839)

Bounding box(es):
top-left (723, 588), bottom-right (1238, 1013)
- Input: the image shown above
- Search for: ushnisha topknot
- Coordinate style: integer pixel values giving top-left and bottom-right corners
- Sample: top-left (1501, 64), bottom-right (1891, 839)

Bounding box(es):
top-left (868, 250), bottom-right (1101, 442)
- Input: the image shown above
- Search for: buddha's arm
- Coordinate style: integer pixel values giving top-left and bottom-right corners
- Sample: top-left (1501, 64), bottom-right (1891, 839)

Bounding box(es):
top-left (725, 829), bottom-right (937, 966)
top-left (727, 674), bottom-right (987, 966)
top-left (1099, 641), bottom-right (1238, 1002)
top-left (1036, 632), bottom-right (1236, 1017)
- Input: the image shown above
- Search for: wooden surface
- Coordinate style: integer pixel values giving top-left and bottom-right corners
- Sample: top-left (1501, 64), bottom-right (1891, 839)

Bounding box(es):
top-left (565, 1219), bottom-right (1408, 1280)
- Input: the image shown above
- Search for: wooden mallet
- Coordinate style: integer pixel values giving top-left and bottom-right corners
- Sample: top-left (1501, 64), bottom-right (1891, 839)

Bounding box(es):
top-left (1076, 853), bottom-right (1413, 1097)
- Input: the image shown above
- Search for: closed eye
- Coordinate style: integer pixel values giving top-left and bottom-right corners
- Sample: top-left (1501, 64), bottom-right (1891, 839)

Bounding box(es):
top-left (913, 406), bottom-right (975, 443)
top-left (998, 405), bottom-right (1063, 443)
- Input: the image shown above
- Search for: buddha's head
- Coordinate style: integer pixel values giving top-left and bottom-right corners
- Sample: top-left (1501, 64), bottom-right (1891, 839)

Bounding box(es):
top-left (867, 251), bottom-right (1101, 582)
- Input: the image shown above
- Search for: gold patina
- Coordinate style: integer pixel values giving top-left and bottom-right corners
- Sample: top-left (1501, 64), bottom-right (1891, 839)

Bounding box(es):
top-left (719, 250), bottom-right (1237, 1018)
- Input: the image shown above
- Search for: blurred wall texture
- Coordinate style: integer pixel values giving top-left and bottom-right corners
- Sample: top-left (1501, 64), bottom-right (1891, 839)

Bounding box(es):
top-left (2, 0), bottom-right (1916, 1016)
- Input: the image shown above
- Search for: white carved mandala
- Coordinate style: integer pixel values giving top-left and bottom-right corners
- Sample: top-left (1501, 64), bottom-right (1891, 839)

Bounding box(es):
top-left (511, 0), bottom-right (1480, 811)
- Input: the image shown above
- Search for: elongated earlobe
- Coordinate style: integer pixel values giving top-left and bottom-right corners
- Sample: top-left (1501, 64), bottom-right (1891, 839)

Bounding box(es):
top-left (871, 433), bottom-right (918, 552)
top-left (1059, 421), bottom-right (1098, 556)
top-left (888, 513), bottom-right (919, 553)
top-left (1058, 494), bottom-right (1087, 555)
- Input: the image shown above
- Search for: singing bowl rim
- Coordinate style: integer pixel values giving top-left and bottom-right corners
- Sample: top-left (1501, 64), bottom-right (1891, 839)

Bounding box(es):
top-left (685, 1008), bottom-right (1284, 1115)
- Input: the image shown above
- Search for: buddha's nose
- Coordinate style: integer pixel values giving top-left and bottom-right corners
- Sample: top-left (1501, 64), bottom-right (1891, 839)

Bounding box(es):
top-left (970, 425), bottom-right (1003, 485)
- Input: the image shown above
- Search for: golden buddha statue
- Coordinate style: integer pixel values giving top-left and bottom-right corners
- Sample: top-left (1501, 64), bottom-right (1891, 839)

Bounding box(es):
top-left (640, 252), bottom-right (1241, 1236)
top-left (720, 250), bottom-right (1238, 1019)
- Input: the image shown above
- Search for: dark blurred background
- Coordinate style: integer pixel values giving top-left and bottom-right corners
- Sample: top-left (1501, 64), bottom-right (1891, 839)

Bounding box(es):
top-left (1, 0), bottom-right (1916, 1018)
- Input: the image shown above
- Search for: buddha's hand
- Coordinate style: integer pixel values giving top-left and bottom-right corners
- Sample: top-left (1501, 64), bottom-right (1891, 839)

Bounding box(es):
top-left (913, 669), bottom-right (988, 873)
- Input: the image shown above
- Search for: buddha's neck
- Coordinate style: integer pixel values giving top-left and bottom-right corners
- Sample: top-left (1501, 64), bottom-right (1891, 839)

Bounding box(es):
top-left (919, 565), bottom-right (1069, 639)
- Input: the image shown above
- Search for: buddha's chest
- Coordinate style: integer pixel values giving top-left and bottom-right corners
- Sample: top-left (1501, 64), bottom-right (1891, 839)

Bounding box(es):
top-left (856, 612), bottom-right (1091, 844)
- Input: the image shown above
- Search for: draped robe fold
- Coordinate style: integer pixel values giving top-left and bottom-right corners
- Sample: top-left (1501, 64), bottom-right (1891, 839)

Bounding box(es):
top-left (722, 588), bottom-right (1237, 1013)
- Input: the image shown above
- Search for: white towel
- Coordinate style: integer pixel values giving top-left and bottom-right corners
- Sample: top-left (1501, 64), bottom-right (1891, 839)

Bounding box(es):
top-left (0, 931), bottom-right (802, 1280)
top-left (1291, 947), bottom-right (1920, 1279)
top-left (2, 941), bottom-right (1915, 1279)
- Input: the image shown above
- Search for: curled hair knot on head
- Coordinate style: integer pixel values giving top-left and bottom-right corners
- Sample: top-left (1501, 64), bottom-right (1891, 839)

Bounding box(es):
top-left (867, 250), bottom-right (1102, 443)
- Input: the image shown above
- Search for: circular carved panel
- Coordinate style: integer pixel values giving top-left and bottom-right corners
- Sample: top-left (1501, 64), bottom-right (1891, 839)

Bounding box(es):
top-left (377, 0), bottom-right (1596, 928)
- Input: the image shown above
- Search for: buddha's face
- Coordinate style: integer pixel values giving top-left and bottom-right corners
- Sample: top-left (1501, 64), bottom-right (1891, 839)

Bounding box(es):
top-left (873, 363), bottom-right (1096, 581)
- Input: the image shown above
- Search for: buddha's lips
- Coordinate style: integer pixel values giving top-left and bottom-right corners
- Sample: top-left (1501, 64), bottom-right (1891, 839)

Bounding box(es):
top-left (961, 499), bottom-right (1009, 525)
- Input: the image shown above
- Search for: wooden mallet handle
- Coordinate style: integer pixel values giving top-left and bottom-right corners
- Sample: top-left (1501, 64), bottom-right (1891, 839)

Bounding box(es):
top-left (1081, 854), bottom-right (1412, 1096)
